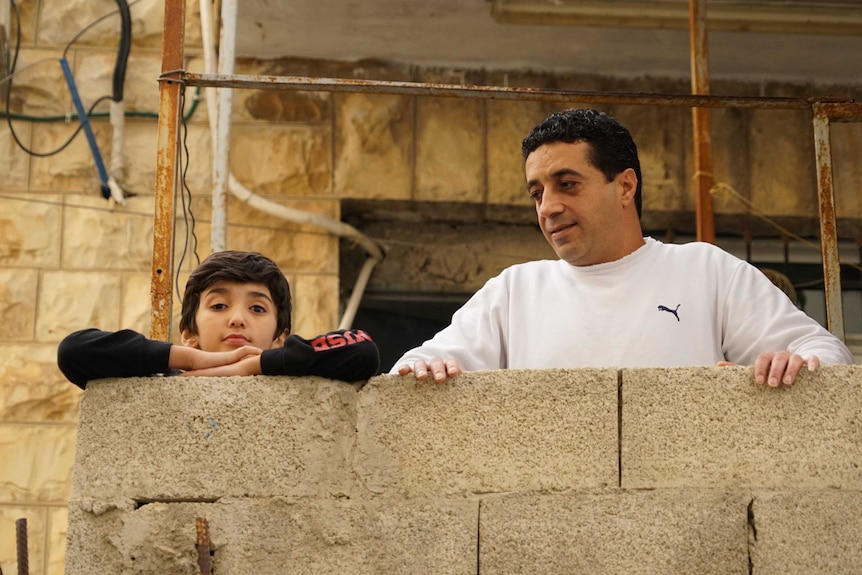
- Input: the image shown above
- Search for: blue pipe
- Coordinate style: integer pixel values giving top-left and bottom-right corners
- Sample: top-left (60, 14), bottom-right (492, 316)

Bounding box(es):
top-left (59, 57), bottom-right (111, 199)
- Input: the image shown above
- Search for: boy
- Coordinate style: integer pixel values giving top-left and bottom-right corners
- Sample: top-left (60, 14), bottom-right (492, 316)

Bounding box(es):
top-left (58, 251), bottom-right (380, 388)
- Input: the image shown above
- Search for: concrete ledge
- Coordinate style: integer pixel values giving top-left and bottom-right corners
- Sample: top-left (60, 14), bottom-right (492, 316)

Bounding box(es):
top-left (67, 366), bottom-right (862, 574)
top-left (621, 365), bottom-right (862, 489)
top-left (479, 490), bottom-right (750, 575)
top-left (355, 368), bottom-right (619, 496)
top-left (72, 376), bottom-right (359, 500)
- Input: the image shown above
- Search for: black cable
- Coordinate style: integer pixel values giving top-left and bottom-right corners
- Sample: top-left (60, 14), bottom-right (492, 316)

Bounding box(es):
top-left (4, 0), bottom-right (140, 157)
top-left (6, 95), bottom-right (112, 157)
top-left (112, 0), bottom-right (132, 102)
top-left (61, 0), bottom-right (142, 61)
top-left (175, 84), bottom-right (200, 304)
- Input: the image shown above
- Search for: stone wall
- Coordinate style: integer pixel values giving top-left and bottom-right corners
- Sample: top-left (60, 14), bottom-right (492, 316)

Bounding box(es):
top-left (65, 366), bottom-right (862, 574)
top-left (1, 1), bottom-right (861, 574)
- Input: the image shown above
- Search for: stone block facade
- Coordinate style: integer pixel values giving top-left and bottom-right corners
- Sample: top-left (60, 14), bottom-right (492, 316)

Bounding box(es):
top-left (64, 367), bottom-right (862, 574)
top-left (1, 1), bottom-right (861, 574)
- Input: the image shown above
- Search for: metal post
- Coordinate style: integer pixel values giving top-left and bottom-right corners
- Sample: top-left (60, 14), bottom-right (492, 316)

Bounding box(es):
top-left (15, 518), bottom-right (28, 575)
top-left (811, 104), bottom-right (845, 340)
top-left (149, 0), bottom-right (186, 341)
top-left (689, 0), bottom-right (715, 244)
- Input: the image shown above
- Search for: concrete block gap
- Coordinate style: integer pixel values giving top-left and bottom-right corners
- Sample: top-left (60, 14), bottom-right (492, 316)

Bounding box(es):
top-left (747, 494), bottom-right (757, 575)
top-left (617, 369), bottom-right (623, 489)
top-left (133, 497), bottom-right (220, 509)
top-left (477, 498), bottom-right (482, 575)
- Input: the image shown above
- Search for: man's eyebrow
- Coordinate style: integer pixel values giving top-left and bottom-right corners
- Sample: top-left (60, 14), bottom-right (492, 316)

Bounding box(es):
top-left (526, 168), bottom-right (582, 191)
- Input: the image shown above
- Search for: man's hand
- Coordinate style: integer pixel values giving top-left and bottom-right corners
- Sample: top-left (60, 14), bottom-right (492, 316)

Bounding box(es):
top-left (717, 351), bottom-right (820, 387)
top-left (396, 358), bottom-right (462, 382)
top-left (171, 345), bottom-right (262, 372)
top-left (181, 353), bottom-right (263, 377)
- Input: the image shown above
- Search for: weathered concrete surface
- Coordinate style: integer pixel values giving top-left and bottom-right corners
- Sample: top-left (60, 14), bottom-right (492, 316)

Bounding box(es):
top-left (355, 369), bottom-right (619, 496)
top-left (71, 377), bottom-right (360, 500)
top-left (479, 490), bottom-right (750, 575)
top-left (750, 490), bottom-right (862, 575)
top-left (66, 497), bottom-right (478, 575)
top-left (621, 365), bottom-right (862, 489)
top-left (65, 367), bottom-right (862, 575)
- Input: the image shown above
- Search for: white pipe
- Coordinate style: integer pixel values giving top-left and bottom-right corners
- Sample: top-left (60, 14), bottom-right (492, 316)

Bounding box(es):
top-left (198, 0), bottom-right (384, 328)
top-left (338, 256), bottom-right (377, 330)
top-left (108, 99), bottom-right (127, 204)
top-left (211, 0), bottom-right (237, 252)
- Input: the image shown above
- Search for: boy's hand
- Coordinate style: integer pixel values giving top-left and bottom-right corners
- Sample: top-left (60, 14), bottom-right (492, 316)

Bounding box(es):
top-left (181, 354), bottom-right (263, 377)
top-left (171, 345), bottom-right (262, 372)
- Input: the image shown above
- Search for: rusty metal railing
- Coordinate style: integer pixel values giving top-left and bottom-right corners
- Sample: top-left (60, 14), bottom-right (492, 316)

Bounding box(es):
top-left (153, 0), bottom-right (858, 341)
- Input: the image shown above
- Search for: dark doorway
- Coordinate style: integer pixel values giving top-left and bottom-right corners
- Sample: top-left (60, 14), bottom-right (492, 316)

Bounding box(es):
top-left (350, 293), bottom-right (468, 374)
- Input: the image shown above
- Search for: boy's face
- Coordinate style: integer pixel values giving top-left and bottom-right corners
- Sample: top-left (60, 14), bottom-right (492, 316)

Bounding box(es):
top-left (181, 280), bottom-right (286, 352)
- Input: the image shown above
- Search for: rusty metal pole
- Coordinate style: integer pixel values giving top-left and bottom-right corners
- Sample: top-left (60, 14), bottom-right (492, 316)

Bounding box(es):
top-left (195, 517), bottom-right (213, 575)
top-left (689, 0), bottom-right (716, 244)
top-left (15, 518), bottom-right (27, 575)
top-left (811, 104), bottom-right (845, 340)
top-left (149, 0), bottom-right (186, 341)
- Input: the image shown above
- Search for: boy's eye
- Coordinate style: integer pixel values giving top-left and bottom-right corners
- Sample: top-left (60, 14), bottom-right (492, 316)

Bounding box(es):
top-left (250, 304), bottom-right (267, 313)
top-left (210, 303), bottom-right (227, 310)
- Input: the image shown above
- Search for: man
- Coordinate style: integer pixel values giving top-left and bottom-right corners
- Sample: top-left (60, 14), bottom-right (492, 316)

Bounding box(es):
top-left (391, 108), bottom-right (853, 384)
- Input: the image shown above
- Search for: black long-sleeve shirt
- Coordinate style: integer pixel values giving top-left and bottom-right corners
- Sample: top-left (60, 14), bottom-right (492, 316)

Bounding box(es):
top-left (57, 328), bottom-right (380, 389)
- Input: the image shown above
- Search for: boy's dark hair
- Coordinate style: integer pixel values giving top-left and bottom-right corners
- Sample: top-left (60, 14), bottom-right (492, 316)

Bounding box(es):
top-left (179, 251), bottom-right (292, 339)
top-left (522, 108), bottom-right (643, 218)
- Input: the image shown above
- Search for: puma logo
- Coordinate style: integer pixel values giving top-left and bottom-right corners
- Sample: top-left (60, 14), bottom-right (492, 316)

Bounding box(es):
top-left (658, 304), bottom-right (681, 322)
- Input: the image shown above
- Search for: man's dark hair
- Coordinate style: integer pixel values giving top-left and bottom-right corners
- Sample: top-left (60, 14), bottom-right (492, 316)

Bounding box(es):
top-left (179, 251), bottom-right (292, 339)
top-left (522, 108), bottom-right (643, 217)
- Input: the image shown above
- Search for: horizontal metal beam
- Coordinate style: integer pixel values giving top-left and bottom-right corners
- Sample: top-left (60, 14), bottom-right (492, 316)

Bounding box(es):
top-left (182, 72), bottom-right (824, 110)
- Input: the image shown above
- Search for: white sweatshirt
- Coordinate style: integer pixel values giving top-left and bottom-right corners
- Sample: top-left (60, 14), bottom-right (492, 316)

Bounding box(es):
top-left (391, 238), bottom-right (854, 371)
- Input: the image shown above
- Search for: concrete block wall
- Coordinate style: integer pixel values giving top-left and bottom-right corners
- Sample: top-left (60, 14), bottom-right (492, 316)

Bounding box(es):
top-left (65, 366), bottom-right (862, 574)
top-left (2, 2), bottom-right (862, 573)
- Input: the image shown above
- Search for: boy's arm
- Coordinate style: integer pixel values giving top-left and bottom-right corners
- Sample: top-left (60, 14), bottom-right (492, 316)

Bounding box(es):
top-left (58, 329), bottom-right (264, 388)
top-left (259, 329), bottom-right (380, 382)
top-left (57, 328), bottom-right (173, 389)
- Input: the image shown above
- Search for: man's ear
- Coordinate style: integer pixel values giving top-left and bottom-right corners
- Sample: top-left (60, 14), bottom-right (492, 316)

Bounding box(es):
top-left (618, 168), bottom-right (638, 207)
top-left (271, 329), bottom-right (288, 349)
top-left (181, 328), bottom-right (200, 349)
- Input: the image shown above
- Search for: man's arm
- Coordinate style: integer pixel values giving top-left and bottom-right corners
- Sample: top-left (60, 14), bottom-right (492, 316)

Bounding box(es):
top-left (720, 259), bottom-right (853, 385)
top-left (391, 280), bottom-right (512, 382)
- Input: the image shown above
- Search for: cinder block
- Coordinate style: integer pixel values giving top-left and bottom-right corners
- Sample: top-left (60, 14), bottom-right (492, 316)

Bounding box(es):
top-left (622, 365), bottom-right (862, 489)
top-left (355, 369), bottom-right (618, 496)
top-left (750, 490), bottom-right (862, 575)
top-left (71, 377), bottom-right (359, 500)
top-left (479, 490), bottom-right (750, 574)
top-left (65, 496), bottom-right (478, 575)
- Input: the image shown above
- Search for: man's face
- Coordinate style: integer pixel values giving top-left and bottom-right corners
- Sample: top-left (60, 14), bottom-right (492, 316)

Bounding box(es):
top-left (182, 280), bottom-right (285, 352)
top-left (526, 141), bottom-right (637, 267)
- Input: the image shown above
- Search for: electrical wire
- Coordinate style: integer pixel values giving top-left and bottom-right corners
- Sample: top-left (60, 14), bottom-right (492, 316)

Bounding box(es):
top-left (175, 84), bottom-right (201, 304)
top-left (2, 0), bottom-right (179, 157)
